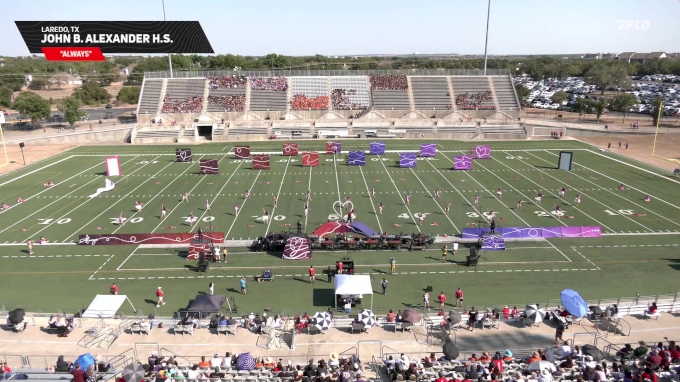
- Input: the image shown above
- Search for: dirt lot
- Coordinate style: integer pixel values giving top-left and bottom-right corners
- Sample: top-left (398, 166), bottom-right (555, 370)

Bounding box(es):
top-left (579, 133), bottom-right (680, 172)
top-left (0, 143), bottom-right (76, 175)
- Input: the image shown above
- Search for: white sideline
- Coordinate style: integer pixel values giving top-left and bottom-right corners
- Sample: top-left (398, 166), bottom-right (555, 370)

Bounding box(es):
top-left (48, 157), bottom-right (166, 242)
top-left (0, 158), bottom-right (106, 215)
top-left (0, 156), bottom-right (74, 188)
top-left (525, 151), bottom-right (680, 230)
top-left (545, 150), bottom-right (680, 211)
top-left (0, 157), bottom-right (140, 235)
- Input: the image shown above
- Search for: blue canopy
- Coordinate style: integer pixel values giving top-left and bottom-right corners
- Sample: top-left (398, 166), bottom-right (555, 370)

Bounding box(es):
top-left (74, 353), bottom-right (95, 370)
top-left (560, 289), bottom-right (588, 318)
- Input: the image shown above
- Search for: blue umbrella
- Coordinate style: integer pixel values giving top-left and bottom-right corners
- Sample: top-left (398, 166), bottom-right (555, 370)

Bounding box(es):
top-left (560, 289), bottom-right (588, 318)
top-left (74, 353), bottom-right (95, 370)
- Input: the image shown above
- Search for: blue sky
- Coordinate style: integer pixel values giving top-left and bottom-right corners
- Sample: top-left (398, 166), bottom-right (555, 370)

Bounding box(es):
top-left (2, 0), bottom-right (679, 56)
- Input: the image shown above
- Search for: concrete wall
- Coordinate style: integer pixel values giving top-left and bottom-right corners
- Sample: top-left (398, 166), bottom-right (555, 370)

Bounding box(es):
top-left (4, 127), bottom-right (131, 145)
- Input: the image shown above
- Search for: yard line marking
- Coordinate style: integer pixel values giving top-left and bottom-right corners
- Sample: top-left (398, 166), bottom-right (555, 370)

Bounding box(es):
top-left (408, 168), bottom-right (460, 234)
top-left (0, 155), bottom-right (75, 188)
top-left (225, 170), bottom-right (262, 239)
top-left (22, 156), bottom-right (162, 242)
top-left (571, 247), bottom-right (600, 270)
top-left (424, 155), bottom-right (488, 223)
top-left (437, 148), bottom-right (570, 262)
top-left (497, 151), bottom-right (615, 232)
top-left (377, 155), bottom-right (420, 231)
top-left (60, 156), bottom-right (173, 241)
top-left (304, 166), bottom-right (313, 231)
top-left (544, 150), bottom-right (680, 212)
top-left (150, 153), bottom-right (236, 233)
top-left (527, 151), bottom-right (680, 230)
top-left (358, 165), bottom-right (383, 233)
top-left (265, 157), bottom-right (291, 236)
top-left (111, 155), bottom-right (205, 235)
top-left (89, 254), bottom-right (115, 279)
top-left (0, 157), bottom-right (140, 235)
top-left (0, 159), bottom-right (109, 215)
top-left (332, 151), bottom-right (344, 218)
top-left (469, 152), bottom-right (569, 228)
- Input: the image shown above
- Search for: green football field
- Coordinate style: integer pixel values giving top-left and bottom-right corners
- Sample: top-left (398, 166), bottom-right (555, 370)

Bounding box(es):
top-left (1, 139), bottom-right (680, 317)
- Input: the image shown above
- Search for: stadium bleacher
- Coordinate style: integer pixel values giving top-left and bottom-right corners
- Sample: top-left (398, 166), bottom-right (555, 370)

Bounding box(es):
top-left (410, 76), bottom-right (452, 110)
top-left (491, 76), bottom-right (521, 111)
top-left (330, 76), bottom-right (371, 110)
top-left (450, 76), bottom-right (497, 110)
top-left (162, 79), bottom-right (207, 113)
top-left (138, 79), bottom-right (164, 114)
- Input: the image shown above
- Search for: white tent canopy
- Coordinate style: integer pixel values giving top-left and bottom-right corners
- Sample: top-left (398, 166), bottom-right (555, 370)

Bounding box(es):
top-left (82, 295), bottom-right (136, 318)
top-left (334, 275), bottom-right (374, 310)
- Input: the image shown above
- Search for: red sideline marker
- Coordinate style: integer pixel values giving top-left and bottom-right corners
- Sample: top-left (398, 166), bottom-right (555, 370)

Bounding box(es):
top-left (42, 47), bottom-right (105, 61)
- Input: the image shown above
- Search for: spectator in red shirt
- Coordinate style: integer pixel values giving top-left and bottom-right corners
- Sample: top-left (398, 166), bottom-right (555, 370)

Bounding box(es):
top-left (71, 364), bottom-right (86, 382)
top-left (511, 306), bottom-right (519, 318)
top-left (110, 283), bottom-right (118, 295)
top-left (502, 305), bottom-right (510, 319)
top-left (337, 261), bottom-right (343, 274)
top-left (491, 352), bottom-right (504, 372)
top-left (646, 350), bottom-right (663, 368)
top-left (455, 288), bottom-right (464, 307)
top-left (156, 287), bottom-right (166, 307)
top-left (309, 266), bottom-right (315, 284)
top-left (670, 345), bottom-right (680, 361)
top-left (438, 292), bottom-right (447, 310)
top-left (386, 310), bottom-right (395, 323)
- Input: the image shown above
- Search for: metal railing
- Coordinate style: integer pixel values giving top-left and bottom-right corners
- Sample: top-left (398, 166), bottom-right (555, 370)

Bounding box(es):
top-left (145, 69), bottom-right (510, 79)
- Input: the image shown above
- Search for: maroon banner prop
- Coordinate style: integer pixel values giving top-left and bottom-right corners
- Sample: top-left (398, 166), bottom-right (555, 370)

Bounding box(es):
top-left (283, 143), bottom-right (299, 156)
top-left (302, 152), bottom-right (319, 167)
top-left (252, 154), bottom-right (270, 170)
top-left (234, 146), bottom-right (250, 159)
top-left (200, 159), bottom-right (219, 174)
top-left (77, 232), bottom-right (225, 245)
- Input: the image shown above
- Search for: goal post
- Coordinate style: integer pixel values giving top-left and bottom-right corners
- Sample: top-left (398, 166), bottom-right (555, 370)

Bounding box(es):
top-left (651, 101), bottom-right (680, 170)
top-left (0, 115), bottom-right (9, 168)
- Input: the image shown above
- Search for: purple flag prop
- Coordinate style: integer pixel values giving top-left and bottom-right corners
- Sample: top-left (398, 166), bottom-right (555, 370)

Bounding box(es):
top-left (474, 145), bottom-right (491, 159)
top-left (369, 142), bottom-right (385, 155)
top-left (462, 226), bottom-right (602, 239)
top-left (454, 155), bottom-right (472, 170)
top-left (482, 235), bottom-right (506, 250)
top-left (399, 153), bottom-right (417, 168)
top-left (420, 143), bottom-right (436, 157)
top-left (348, 151), bottom-right (366, 166)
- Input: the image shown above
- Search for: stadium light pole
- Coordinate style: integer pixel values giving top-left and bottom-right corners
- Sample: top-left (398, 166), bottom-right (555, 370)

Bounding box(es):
top-left (162, 0), bottom-right (174, 78)
top-left (482, 0), bottom-right (491, 75)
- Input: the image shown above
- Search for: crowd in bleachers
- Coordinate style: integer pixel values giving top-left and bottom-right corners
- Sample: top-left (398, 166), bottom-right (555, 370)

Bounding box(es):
top-left (370, 75), bottom-right (408, 90)
top-left (162, 94), bottom-right (204, 113)
top-left (207, 75), bottom-right (248, 89)
top-left (382, 339), bottom-right (680, 382)
top-left (454, 91), bottom-right (496, 110)
top-left (291, 94), bottom-right (329, 110)
top-left (123, 351), bottom-right (364, 382)
top-left (208, 95), bottom-right (246, 112)
top-left (251, 76), bottom-right (288, 91)
top-left (331, 89), bottom-right (368, 110)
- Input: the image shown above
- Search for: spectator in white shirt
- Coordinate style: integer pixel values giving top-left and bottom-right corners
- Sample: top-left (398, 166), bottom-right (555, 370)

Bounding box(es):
top-left (210, 354), bottom-right (221, 368)
top-left (187, 365), bottom-right (200, 379)
top-left (584, 355), bottom-right (597, 369)
top-left (221, 352), bottom-right (232, 368)
top-left (559, 341), bottom-right (572, 358)
top-left (538, 369), bottom-right (553, 382)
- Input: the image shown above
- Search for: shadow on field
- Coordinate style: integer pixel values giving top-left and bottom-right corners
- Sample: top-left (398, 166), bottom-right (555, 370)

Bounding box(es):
top-left (663, 259), bottom-right (680, 271)
top-left (312, 289), bottom-right (335, 307)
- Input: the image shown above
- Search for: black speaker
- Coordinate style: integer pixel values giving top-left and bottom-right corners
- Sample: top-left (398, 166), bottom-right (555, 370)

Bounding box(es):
top-left (426, 286), bottom-right (433, 292)
top-left (19, 142), bottom-right (25, 148)
top-left (198, 252), bottom-right (205, 264)
top-left (470, 246), bottom-right (477, 257)
top-left (198, 263), bottom-right (208, 272)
